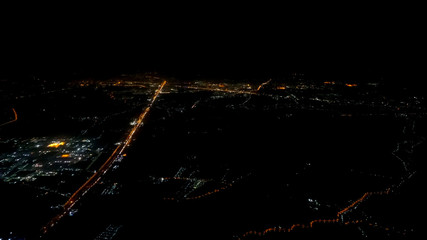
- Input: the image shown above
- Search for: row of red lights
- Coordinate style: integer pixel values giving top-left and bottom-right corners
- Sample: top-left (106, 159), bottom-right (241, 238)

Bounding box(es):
top-left (238, 188), bottom-right (392, 239)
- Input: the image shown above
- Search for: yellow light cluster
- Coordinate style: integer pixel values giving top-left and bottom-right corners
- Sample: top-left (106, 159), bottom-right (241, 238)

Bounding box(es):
top-left (47, 142), bottom-right (65, 148)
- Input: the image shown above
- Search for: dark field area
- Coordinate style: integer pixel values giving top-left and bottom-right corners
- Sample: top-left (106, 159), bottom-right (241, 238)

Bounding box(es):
top-left (42, 88), bottom-right (424, 240)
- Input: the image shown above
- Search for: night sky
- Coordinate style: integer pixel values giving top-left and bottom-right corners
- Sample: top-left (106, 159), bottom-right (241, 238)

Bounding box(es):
top-left (1, 4), bottom-right (424, 86)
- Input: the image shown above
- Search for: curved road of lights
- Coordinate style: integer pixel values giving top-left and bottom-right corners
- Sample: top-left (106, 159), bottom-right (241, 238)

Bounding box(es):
top-left (0, 108), bottom-right (18, 127)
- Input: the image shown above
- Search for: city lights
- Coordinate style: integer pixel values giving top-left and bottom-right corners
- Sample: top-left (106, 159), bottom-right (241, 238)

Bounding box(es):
top-left (1, 74), bottom-right (424, 240)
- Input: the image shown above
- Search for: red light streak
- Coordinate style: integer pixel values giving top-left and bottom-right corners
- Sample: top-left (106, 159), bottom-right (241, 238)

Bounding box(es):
top-left (0, 108), bottom-right (18, 127)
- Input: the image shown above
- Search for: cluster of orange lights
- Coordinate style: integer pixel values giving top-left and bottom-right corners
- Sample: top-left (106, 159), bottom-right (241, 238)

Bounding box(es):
top-left (186, 86), bottom-right (256, 95)
top-left (323, 82), bottom-right (357, 87)
top-left (238, 188), bottom-right (392, 240)
top-left (61, 154), bottom-right (70, 158)
top-left (324, 81), bottom-right (336, 85)
top-left (47, 142), bottom-right (65, 148)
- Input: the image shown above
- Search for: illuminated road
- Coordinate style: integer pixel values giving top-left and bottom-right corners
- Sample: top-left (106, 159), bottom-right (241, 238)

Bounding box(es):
top-left (0, 108), bottom-right (18, 127)
top-left (239, 187), bottom-right (392, 239)
top-left (238, 171), bottom-right (420, 240)
top-left (238, 122), bottom-right (420, 239)
top-left (163, 174), bottom-right (251, 201)
top-left (256, 79), bottom-right (271, 91)
top-left (41, 81), bottom-right (166, 235)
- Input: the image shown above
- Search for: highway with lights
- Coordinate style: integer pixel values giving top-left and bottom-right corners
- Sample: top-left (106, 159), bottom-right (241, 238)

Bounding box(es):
top-left (41, 81), bottom-right (166, 235)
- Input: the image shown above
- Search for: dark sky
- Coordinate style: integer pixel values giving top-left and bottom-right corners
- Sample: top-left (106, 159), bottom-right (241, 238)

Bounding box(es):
top-left (0, 4), bottom-right (424, 85)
